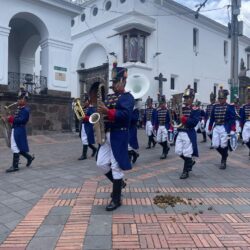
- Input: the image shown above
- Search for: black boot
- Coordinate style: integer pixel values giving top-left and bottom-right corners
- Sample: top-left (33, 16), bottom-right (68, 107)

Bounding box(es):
top-left (160, 141), bottom-right (169, 159)
top-left (152, 136), bottom-right (157, 147)
top-left (19, 151), bottom-right (35, 167)
top-left (186, 157), bottom-right (195, 172)
top-left (6, 153), bottom-right (20, 173)
top-left (131, 150), bottom-right (139, 164)
top-left (106, 171), bottom-right (127, 197)
top-left (216, 146), bottom-right (223, 156)
top-left (200, 132), bottom-right (207, 142)
top-left (220, 147), bottom-right (228, 169)
top-left (160, 142), bottom-right (165, 159)
top-left (105, 170), bottom-right (114, 183)
top-left (78, 145), bottom-right (88, 160)
top-left (88, 144), bottom-right (97, 157)
top-left (146, 136), bottom-right (152, 149)
top-left (219, 147), bottom-right (228, 169)
top-left (180, 158), bottom-right (189, 179)
top-left (180, 171), bottom-right (189, 179)
top-left (128, 150), bottom-right (133, 163)
top-left (106, 179), bottom-right (122, 211)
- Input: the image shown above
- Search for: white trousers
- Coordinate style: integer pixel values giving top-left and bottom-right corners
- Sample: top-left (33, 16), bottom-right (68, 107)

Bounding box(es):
top-left (96, 132), bottom-right (124, 180)
top-left (145, 121), bottom-right (153, 136)
top-left (156, 125), bottom-right (168, 143)
top-left (205, 118), bottom-right (210, 134)
top-left (242, 121), bottom-right (250, 143)
top-left (236, 120), bottom-right (241, 134)
top-left (81, 125), bottom-right (88, 145)
top-left (175, 132), bottom-right (193, 158)
top-left (11, 129), bottom-right (20, 153)
top-left (212, 125), bottom-right (228, 148)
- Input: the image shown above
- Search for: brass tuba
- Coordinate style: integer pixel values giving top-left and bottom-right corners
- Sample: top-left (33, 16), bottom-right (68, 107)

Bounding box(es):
top-left (0, 102), bottom-right (18, 147)
top-left (72, 98), bottom-right (85, 120)
top-left (89, 83), bottom-right (106, 145)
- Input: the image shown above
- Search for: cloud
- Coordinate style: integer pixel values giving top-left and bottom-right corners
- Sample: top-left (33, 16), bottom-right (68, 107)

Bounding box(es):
top-left (174, 0), bottom-right (250, 37)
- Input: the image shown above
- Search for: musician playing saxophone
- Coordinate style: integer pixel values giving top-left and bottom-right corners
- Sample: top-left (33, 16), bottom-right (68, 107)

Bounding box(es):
top-left (96, 62), bottom-right (134, 211)
top-left (78, 94), bottom-right (97, 160)
top-left (175, 85), bottom-right (200, 179)
top-left (6, 89), bottom-right (35, 173)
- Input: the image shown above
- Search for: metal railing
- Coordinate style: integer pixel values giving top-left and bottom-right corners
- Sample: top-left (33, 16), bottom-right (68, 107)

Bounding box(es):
top-left (8, 72), bottom-right (48, 95)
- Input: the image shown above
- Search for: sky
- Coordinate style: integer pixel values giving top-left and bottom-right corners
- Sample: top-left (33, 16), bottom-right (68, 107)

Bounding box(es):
top-left (174, 0), bottom-right (250, 37)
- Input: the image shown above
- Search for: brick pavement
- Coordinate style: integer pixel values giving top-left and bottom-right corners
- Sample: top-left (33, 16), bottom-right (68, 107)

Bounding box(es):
top-left (0, 130), bottom-right (250, 249)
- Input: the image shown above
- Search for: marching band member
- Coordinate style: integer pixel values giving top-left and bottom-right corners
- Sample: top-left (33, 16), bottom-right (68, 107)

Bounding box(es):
top-left (208, 87), bottom-right (236, 169)
top-left (97, 63), bottom-right (134, 211)
top-left (128, 100), bottom-right (140, 164)
top-left (240, 87), bottom-right (250, 159)
top-left (6, 90), bottom-right (35, 173)
top-left (155, 95), bottom-right (170, 159)
top-left (144, 97), bottom-right (157, 149)
top-left (175, 85), bottom-right (200, 179)
top-left (205, 92), bottom-right (216, 148)
top-left (233, 95), bottom-right (242, 137)
top-left (78, 95), bottom-right (97, 160)
top-left (195, 100), bottom-right (207, 143)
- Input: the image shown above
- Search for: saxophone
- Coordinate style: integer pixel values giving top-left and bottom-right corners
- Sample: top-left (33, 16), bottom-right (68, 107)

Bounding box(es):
top-left (89, 83), bottom-right (106, 145)
top-left (0, 102), bottom-right (18, 148)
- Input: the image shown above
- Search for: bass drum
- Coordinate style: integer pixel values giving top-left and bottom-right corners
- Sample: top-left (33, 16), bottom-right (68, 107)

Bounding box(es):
top-left (125, 74), bottom-right (150, 100)
top-left (0, 116), bottom-right (11, 148)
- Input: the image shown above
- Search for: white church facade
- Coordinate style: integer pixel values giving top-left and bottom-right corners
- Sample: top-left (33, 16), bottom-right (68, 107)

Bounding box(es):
top-left (71, 0), bottom-right (250, 104)
top-left (0, 0), bottom-right (250, 105)
top-left (0, 0), bottom-right (82, 95)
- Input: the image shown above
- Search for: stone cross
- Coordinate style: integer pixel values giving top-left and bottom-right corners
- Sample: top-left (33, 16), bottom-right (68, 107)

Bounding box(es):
top-left (154, 73), bottom-right (167, 96)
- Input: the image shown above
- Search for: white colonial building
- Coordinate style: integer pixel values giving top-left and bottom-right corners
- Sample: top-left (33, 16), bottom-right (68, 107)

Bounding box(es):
top-left (0, 0), bottom-right (249, 104)
top-left (71, 0), bottom-right (250, 104)
top-left (0, 0), bottom-right (82, 95)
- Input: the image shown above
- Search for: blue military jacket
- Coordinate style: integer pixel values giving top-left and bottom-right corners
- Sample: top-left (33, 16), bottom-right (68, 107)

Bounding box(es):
top-left (155, 108), bottom-right (170, 130)
top-left (79, 106), bottom-right (96, 144)
top-left (143, 107), bottom-right (156, 125)
top-left (205, 104), bottom-right (214, 121)
top-left (178, 106), bottom-right (200, 157)
top-left (129, 108), bottom-right (139, 150)
top-left (105, 92), bottom-right (135, 170)
top-left (209, 103), bottom-right (236, 134)
top-left (12, 106), bottom-right (30, 152)
top-left (240, 103), bottom-right (250, 127)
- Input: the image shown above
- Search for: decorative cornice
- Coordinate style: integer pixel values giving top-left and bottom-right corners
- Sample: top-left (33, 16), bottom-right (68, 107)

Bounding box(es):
top-left (123, 62), bottom-right (152, 71)
top-left (0, 26), bottom-right (11, 37)
top-left (113, 11), bottom-right (156, 34)
top-left (72, 10), bottom-right (156, 40)
top-left (40, 38), bottom-right (73, 51)
top-left (28, 0), bottom-right (83, 17)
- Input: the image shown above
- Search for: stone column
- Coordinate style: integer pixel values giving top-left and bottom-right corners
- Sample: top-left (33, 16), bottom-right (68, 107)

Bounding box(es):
top-left (40, 38), bottom-right (73, 94)
top-left (0, 25), bottom-right (10, 90)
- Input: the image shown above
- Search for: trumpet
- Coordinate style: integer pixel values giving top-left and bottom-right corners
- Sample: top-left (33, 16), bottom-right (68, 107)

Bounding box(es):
top-left (72, 98), bottom-right (85, 120)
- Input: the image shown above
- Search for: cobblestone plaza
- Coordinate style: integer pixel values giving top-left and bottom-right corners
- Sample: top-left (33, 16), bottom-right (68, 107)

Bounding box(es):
top-left (0, 130), bottom-right (250, 249)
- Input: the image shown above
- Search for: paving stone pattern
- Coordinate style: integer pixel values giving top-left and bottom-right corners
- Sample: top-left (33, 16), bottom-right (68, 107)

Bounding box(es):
top-left (0, 131), bottom-right (250, 249)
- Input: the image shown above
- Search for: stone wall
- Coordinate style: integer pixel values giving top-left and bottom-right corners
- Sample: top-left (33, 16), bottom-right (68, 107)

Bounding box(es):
top-left (0, 91), bottom-right (73, 135)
